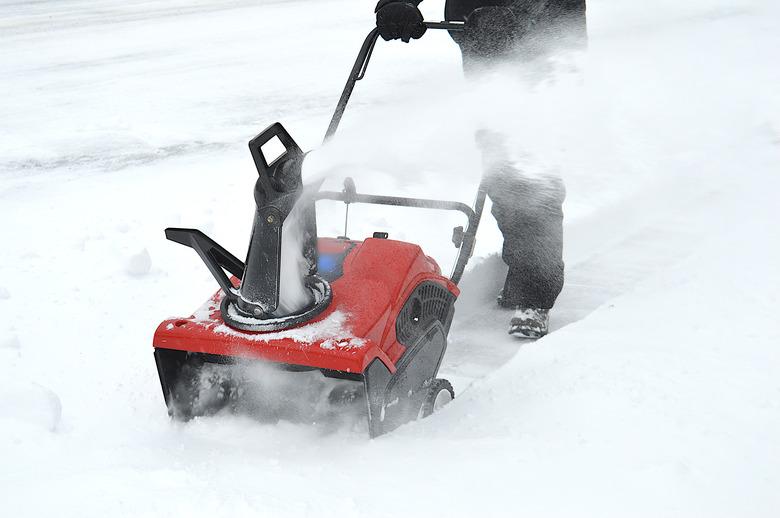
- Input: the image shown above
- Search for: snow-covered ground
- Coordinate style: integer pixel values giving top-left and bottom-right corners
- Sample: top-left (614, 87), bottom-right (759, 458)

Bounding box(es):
top-left (2, 0), bottom-right (779, 516)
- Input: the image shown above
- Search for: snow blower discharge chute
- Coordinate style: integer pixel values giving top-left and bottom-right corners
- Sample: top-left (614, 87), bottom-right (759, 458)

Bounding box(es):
top-left (152, 21), bottom-right (488, 437)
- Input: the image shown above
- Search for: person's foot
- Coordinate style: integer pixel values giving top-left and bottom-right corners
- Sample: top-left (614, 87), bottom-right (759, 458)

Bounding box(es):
top-left (508, 307), bottom-right (550, 339)
top-left (496, 288), bottom-right (515, 309)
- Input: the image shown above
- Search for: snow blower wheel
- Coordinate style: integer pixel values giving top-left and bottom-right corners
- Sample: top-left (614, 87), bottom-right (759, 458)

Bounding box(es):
top-left (420, 379), bottom-right (455, 419)
top-left (152, 20), bottom-right (484, 438)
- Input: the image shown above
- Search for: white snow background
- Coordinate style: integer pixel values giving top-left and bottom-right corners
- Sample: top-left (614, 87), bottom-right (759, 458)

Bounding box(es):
top-left (1, 0), bottom-right (779, 516)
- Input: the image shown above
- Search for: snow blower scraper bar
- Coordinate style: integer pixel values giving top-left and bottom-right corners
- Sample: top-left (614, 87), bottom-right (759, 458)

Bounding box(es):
top-left (153, 20), bottom-right (488, 437)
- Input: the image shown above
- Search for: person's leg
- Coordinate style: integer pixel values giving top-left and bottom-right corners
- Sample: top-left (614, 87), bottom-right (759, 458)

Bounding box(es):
top-left (478, 149), bottom-right (565, 338)
top-left (445, 0), bottom-right (583, 337)
top-left (481, 158), bottom-right (565, 312)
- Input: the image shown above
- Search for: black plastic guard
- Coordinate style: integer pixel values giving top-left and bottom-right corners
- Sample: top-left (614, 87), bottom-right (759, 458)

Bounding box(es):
top-left (222, 274), bottom-right (332, 332)
top-left (238, 209), bottom-right (284, 315)
top-left (154, 348), bottom-right (189, 411)
top-left (239, 122), bottom-right (309, 316)
top-left (164, 228), bottom-right (244, 300)
top-left (363, 320), bottom-right (448, 438)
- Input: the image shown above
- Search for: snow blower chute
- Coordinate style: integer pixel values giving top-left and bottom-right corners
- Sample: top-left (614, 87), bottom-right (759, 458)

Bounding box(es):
top-left (152, 21), bottom-right (487, 437)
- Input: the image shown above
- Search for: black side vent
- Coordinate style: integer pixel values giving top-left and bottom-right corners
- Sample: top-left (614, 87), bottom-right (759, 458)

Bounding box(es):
top-left (396, 282), bottom-right (455, 346)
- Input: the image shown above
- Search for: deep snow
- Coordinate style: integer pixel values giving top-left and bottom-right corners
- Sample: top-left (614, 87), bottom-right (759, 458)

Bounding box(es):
top-left (1, 0), bottom-right (779, 516)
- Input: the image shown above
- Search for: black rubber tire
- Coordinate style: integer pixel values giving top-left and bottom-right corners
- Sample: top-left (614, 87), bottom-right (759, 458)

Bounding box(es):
top-left (419, 378), bottom-right (454, 419)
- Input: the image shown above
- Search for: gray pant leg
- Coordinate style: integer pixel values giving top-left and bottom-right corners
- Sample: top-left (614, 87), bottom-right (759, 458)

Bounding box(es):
top-left (483, 162), bottom-right (565, 309)
top-left (444, 0), bottom-right (583, 309)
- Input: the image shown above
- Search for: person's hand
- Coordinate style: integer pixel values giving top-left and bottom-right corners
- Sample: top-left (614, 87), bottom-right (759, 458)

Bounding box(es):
top-left (375, 0), bottom-right (426, 42)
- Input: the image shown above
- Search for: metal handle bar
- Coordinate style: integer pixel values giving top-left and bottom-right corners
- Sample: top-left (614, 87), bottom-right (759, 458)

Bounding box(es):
top-left (314, 185), bottom-right (485, 285)
top-left (315, 190), bottom-right (476, 220)
top-left (450, 186), bottom-right (486, 284)
top-left (424, 21), bottom-right (466, 30)
top-left (323, 21), bottom-right (465, 142)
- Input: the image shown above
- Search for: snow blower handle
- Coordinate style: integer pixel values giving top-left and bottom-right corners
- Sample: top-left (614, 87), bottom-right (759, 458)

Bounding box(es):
top-left (323, 20), bottom-right (465, 142)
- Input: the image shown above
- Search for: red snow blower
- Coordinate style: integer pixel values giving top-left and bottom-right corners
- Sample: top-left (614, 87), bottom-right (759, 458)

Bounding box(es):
top-left (152, 21), bottom-right (486, 437)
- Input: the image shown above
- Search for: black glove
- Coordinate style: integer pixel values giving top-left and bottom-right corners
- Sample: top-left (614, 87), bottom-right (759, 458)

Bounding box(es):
top-left (375, 0), bottom-right (426, 42)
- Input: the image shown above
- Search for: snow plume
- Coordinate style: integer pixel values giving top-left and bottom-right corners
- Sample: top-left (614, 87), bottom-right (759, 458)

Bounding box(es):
top-left (193, 359), bottom-right (366, 431)
top-left (274, 200), bottom-right (313, 317)
top-left (304, 0), bottom-right (779, 226)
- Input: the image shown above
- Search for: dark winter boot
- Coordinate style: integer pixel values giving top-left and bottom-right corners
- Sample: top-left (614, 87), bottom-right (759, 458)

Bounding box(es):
top-left (508, 307), bottom-right (550, 339)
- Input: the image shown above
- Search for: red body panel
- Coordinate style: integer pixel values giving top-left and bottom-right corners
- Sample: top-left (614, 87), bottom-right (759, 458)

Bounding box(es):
top-left (153, 238), bottom-right (459, 374)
